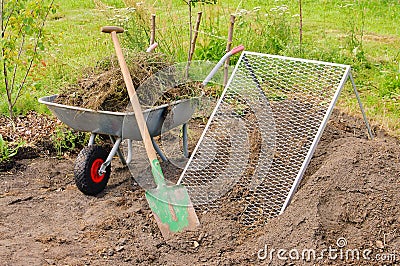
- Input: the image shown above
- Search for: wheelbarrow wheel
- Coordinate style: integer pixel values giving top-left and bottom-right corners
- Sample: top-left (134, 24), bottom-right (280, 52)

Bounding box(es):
top-left (74, 145), bottom-right (111, 196)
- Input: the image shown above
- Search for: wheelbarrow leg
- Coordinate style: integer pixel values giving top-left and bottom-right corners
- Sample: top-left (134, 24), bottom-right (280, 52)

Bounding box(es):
top-left (151, 137), bottom-right (168, 162)
top-left (99, 137), bottom-right (122, 174)
top-left (110, 136), bottom-right (127, 166)
top-left (182, 123), bottom-right (189, 158)
top-left (126, 139), bottom-right (133, 164)
top-left (89, 133), bottom-right (97, 146)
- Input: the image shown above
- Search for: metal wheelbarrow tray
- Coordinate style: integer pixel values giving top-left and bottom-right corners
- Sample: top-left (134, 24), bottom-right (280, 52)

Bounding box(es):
top-left (39, 95), bottom-right (194, 140)
top-left (39, 94), bottom-right (196, 195)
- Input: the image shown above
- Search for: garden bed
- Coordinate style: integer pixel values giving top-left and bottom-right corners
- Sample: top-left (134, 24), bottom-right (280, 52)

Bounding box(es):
top-left (1, 109), bottom-right (399, 265)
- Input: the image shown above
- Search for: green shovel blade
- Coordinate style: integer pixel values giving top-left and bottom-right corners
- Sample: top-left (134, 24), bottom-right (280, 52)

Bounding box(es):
top-left (146, 160), bottom-right (199, 239)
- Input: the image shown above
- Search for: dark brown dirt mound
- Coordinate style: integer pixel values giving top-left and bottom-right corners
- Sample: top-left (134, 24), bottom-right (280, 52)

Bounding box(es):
top-left (1, 110), bottom-right (399, 265)
top-left (0, 112), bottom-right (60, 171)
top-left (156, 111), bottom-right (400, 265)
top-left (248, 136), bottom-right (400, 265)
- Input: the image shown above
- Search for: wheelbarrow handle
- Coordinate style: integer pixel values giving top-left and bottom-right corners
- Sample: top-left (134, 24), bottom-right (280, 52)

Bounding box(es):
top-left (146, 42), bottom-right (158, 53)
top-left (230, 45), bottom-right (245, 55)
top-left (202, 44), bottom-right (245, 87)
top-left (101, 26), bottom-right (124, 34)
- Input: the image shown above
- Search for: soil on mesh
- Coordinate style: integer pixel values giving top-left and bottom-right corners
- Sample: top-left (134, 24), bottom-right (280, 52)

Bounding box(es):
top-left (1, 109), bottom-right (400, 265)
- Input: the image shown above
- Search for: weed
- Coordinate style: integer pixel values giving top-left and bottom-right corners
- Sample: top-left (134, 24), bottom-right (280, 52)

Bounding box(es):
top-left (381, 71), bottom-right (400, 99)
top-left (264, 4), bottom-right (293, 54)
top-left (115, 4), bottom-right (151, 52)
top-left (51, 126), bottom-right (87, 157)
top-left (195, 38), bottom-right (227, 62)
top-left (233, 4), bottom-right (296, 56)
top-left (0, 135), bottom-right (25, 162)
top-left (340, 3), bottom-right (367, 62)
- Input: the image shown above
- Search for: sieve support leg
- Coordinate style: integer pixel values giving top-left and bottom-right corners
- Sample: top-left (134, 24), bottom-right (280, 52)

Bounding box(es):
top-left (349, 72), bottom-right (374, 140)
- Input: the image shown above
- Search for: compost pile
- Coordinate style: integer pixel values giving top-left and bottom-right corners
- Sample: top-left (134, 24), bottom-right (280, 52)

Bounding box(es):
top-left (55, 52), bottom-right (212, 112)
top-left (55, 52), bottom-right (171, 112)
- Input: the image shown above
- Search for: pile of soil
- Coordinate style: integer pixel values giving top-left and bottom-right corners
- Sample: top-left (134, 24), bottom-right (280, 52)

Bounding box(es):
top-left (1, 109), bottom-right (399, 265)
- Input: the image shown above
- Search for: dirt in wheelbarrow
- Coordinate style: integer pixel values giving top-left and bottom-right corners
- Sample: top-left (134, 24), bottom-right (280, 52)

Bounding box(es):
top-left (54, 51), bottom-right (171, 112)
top-left (54, 51), bottom-right (221, 112)
top-left (1, 109), bottom-right (400, 265)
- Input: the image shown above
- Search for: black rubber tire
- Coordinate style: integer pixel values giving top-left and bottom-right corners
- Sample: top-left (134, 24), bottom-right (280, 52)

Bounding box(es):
top-left (74, 145), bottom-right (111, 196)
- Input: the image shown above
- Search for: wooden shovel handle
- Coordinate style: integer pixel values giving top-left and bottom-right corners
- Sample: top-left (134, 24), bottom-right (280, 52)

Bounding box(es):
top-left (106, 30), bottom-right (158, 163)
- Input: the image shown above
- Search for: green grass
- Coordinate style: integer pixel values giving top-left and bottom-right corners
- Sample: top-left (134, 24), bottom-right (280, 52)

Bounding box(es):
top-left (124, 0), bottom-right (399, 135)
top-left (1, 0), bottom-right (399, 136)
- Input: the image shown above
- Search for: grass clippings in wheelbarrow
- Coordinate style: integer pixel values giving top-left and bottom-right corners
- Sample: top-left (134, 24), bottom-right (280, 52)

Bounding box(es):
top-left (55, 51), bottom-right (171, 112)
top-left (55, 51), bottom-right (217, 112)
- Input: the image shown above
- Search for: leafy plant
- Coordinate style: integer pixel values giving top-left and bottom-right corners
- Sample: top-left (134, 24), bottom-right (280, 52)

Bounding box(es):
top-left (51, 126), bottom-right (86, 157)
top-left (264, 5), bottom-right (293, 54)
top-left (340, 2), bottom-right (366, 61)
top-left (106, 2), bottom-right (150, 52)
top-left (195, 38), bottom-right (226, 62)
top-left (0, 0), bottom-right (56, 119)
top-left (0, 134), bottom-right (24, 162)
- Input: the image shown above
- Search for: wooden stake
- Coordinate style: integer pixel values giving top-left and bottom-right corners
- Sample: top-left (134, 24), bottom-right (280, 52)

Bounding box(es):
top-left (186, 11), bottom-right (202, 77)
top-left (224, 15), bottom-right (236, 87)
top-left (150, 14), bottom-right (156, 45)
top-left (299, 0), bottom-right (303, 54)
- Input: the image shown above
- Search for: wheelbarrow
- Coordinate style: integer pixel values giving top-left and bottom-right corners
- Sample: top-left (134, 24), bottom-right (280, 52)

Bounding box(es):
top-left (39, 94), bottom-right (196, 195)
top-left (39, 45), bottom-right (244, 196)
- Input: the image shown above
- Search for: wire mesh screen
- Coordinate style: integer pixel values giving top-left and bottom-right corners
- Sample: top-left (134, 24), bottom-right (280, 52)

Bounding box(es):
top-left (179, 51), bottom-right (350, 226)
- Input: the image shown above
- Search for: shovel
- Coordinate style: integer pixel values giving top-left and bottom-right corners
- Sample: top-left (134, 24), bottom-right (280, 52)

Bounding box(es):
top-left (101, 26), bottom-right (199, 238)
